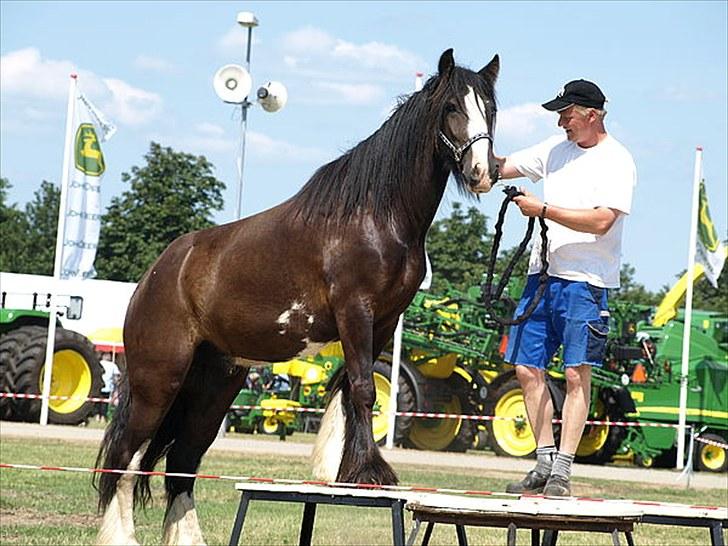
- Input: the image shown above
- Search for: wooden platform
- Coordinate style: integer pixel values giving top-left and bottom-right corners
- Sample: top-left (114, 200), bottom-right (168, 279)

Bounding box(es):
top-left (405, 493), bottom-right (642, 546)
top-left (227, 482), bottom-right (728, 546)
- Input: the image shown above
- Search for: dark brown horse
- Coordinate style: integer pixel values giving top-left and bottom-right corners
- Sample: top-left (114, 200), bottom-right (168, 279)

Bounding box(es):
top-left (95, 49), bottom-right (499, 545)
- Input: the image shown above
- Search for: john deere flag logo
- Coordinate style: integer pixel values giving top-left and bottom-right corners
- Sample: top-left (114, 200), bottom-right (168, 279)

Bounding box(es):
top-left (60, 86), bottom-right (115, 280)
top-left (74, 123), bottom-right (105, 176)
top-left (695, 180), bottom-right (726, 288)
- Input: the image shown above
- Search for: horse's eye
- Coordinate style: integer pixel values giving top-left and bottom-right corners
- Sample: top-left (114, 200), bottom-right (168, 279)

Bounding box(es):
top-left (444, 103), bottom-right (457, 114)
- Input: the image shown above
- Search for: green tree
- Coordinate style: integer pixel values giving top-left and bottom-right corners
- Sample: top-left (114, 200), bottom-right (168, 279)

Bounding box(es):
top-left (0, 178), bottom-right (59, 275)
top-left (95, 142), bottom-right (226, 281)
top-left (692, 265), bottom-right (728, 312)
top-left (611, 263), bottom-right (660, 305)
top-left (657, 261), bottom-right (728, 313)
top-left (24, 180), bottom-right (60, 275)
top-left (0, 177), bottom-right (29, 271)
top-left (426, 202), bottom-right (494, 293)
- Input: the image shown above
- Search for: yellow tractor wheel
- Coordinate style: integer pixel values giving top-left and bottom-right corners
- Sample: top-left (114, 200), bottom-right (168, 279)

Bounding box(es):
top-left (371, 359), bottom-right (416, 446)
top-left (695, 433), bottom-right (728, 473)
top-left (575, 399), bottom-right (610, 458)
top-left (485, 378), bottom-right (536, 458)
top-left (4, 326), bottom-right (103, 425)
top-left (407, 372), bottom-right (474, 452)
top-left (258, 416), bottom-right (284, 436)
top-left (574, 397), bottom-right (625, 465)
top-left (407, 393), bottom-right (462, 451)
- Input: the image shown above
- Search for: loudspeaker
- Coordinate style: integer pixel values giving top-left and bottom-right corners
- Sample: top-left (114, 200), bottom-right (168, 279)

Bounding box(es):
top-left (256, 81), bottom-right (288, 113)
top-left (213, 64), bottom-right (252, 104)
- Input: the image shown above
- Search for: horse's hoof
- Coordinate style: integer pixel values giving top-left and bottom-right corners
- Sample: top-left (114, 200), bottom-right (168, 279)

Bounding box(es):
top-left (339, 453), bottom-right (399, 485)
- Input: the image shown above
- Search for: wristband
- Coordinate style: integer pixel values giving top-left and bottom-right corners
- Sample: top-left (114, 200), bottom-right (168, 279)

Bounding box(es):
top-left (540, 203), bottom-right (548, 219)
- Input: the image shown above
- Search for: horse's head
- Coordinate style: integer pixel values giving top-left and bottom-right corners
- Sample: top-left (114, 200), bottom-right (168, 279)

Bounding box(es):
top-left (434, 49), bottom-right (499, 194)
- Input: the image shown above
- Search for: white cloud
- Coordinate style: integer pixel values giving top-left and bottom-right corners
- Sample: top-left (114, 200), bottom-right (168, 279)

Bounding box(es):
top-left (0, 47), bottom-right (162, 126)
top-left (280, 27), bottom-right (424, 80)
top-left (217, 26), bottom-right (262, 57)
top-left (316, 82), bottom-right (385, 105)
top-left (332, 40), bottom-right (421, 72)
top-left (195, 122), bottom-right (226, 137)
top-left (103, 78), bottom-right (162, 125)
top-left (282, 26), bottom-right (335, 54)
top-left (155, 124), bottom-right (325, 164)
top-left (1, 47), bottom-right (85, 99)
top-left (496, 102), bottom-right (557, 142)
top-left (247, 131), bottom-right (328, 163)
top-left (133, 54), bottom-right (176, 73)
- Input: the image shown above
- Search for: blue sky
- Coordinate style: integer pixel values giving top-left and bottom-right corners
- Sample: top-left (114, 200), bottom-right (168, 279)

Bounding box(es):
top-left (1, 1), bottom-right (726, 292)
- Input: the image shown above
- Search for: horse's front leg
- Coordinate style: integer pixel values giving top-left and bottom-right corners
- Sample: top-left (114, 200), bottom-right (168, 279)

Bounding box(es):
top-left (334, 302), bottom-right (399, 485)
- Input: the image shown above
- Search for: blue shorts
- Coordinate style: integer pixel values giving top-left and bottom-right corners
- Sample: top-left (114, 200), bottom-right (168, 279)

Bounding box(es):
top-left (505, 275), bottom-right (610, 369)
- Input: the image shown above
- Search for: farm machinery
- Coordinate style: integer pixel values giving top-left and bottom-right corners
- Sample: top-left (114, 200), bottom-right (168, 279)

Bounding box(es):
top-left (233, 271), bottom-right (727, 472)
top-left (0, 292), bottom-right (104, 425)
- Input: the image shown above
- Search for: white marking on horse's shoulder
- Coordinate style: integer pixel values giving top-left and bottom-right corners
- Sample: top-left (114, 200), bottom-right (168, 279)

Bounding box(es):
top-left (276, 309), bottom-right (291, 326)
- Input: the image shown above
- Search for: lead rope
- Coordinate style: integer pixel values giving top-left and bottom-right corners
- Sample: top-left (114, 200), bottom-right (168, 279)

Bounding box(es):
top-left (482, 186), bottom-right (550, 326)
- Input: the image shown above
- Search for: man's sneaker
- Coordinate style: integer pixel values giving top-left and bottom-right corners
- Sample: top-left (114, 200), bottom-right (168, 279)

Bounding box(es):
top-left (505, 470), bottom-right (548, 494)
top-left (543, 474), bottom-right (571, 497)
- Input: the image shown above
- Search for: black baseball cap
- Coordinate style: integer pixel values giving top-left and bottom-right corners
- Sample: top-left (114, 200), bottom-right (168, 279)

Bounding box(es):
top-left (542, 79), bottom-right (606, 111)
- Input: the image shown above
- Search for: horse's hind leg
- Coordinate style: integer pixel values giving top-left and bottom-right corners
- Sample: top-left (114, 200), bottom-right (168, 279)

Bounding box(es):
top-left (161, 347), bottom-right (247, 546)
top-left (96, 343), bottom-right (196, 546)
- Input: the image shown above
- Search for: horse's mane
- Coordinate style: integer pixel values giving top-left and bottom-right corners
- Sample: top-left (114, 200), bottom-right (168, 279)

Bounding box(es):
top-left (290, 65), bottom-right (497, 226)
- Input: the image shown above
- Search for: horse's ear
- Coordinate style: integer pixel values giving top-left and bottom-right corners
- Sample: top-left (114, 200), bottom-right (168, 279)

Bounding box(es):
top-left (479, 54), bottom-right (500, 83)
top-left (438, 49), bottom-right (455, 76)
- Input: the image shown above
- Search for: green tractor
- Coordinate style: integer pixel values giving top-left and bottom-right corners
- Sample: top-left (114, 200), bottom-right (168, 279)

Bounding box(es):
top-left (0, 294), bottom-right (103, 425)
top-left (619, 308), bottom-right (727, 472)
top-left (226, 356), bottom-right (335, 438)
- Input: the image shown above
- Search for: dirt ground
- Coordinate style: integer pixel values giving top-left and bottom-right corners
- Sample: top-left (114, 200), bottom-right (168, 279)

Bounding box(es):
top-left (2, 420), bottom-right (725, 491)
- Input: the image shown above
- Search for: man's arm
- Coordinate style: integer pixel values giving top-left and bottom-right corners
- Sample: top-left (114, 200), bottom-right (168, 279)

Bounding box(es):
top-left (495, 155), bottom-right (526, 180)
top-left (512, 189), bottom-right (621, 236)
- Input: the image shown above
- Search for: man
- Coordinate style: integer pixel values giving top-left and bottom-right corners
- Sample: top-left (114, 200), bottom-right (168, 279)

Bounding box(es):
top-left (495, 80), bottom-right (636, 496)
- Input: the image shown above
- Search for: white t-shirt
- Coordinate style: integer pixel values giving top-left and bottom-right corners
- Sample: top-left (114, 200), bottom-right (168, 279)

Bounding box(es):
top-left (509, 134), bottom-right (636, 288)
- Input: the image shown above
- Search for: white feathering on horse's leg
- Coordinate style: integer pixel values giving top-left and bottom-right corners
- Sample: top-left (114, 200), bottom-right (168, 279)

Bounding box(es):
top-left (311, 390), bottom-right (345, 482)
top-left (162, 492), bottom-right (206, 546)
top-left (96, 441), bottom-right (149, 546)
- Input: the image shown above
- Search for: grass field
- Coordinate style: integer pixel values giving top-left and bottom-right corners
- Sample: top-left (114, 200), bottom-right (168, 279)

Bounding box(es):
top-left (1, 435), bottom-right (726, 545)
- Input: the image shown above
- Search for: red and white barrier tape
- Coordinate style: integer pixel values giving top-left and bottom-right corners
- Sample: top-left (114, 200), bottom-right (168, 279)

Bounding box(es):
top-left (694, 436), bottom-right (728, 450)
top-left (0, 392), bottom-right (716, 432)
top-left (0, 392), bottom-right (112, 403)
top-left (0, 461), bottom-right (724, 512)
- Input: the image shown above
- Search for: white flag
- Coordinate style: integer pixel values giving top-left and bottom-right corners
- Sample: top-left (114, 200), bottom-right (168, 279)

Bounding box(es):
top-left (60, 91), bottom-right (116, 279)
top-left (695, 180), bottom-right (726, 288)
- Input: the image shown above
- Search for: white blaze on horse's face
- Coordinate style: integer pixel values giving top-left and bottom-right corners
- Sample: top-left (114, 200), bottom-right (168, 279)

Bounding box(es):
top-left (463, 86), bottom-right (494, 193)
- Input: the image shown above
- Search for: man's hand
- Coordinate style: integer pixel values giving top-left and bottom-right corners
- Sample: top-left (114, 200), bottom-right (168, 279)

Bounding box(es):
top-left (512, 187), bottom-right (622, 235)
top-left (512, 187), bottom-right (543, 217)
top-left (496, 155), bottom-right (525, 180)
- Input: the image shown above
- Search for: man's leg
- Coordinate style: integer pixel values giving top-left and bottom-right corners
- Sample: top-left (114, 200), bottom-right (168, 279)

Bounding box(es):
top-left (544, 364), bottom-right (592, 496)
top-left (516, 365), bottom-right (555, 447)
top-left (505, 365), bottom-right (557, 494)
top-left (559, 364), bottom-right (592, 453)
top-left (503, 276), bottom-right (557, 495)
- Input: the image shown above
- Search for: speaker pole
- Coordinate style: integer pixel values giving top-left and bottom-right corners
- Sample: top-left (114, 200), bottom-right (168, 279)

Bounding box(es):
top-left (235, 12), bottom-right (259, 220)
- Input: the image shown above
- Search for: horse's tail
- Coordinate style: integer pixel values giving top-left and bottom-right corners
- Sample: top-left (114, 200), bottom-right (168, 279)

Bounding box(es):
top-left (94, 370), bottom-right (132, 512)
top-left (311, 371), bottom-right (347, 482)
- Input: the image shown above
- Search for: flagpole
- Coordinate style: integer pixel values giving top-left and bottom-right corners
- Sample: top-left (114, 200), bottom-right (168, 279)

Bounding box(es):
top-left (39, 74), bottom-right (77, 426)
top-left (675, 146), bottom-right (702, 468)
